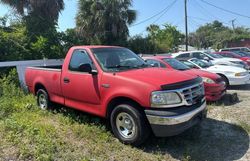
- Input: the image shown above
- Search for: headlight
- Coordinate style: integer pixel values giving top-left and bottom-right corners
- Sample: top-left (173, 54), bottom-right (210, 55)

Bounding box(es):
top-left (202, 77), bottom-right (215, 84)
top-left (151, 92), bottom-right (182, 107)
top-left (235, 72), bottom-right (248, 77)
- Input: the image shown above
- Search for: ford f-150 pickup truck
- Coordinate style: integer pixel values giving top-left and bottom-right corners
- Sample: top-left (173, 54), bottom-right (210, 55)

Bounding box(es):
top-left (25, 46), bottom-right (207, 145)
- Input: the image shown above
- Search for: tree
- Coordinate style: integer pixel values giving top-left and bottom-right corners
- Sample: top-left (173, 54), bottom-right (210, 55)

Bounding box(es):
top-left (76, 0), bottom-right (136, 45)
top-left (147, 24), bottom-right (184, 53)
top-left (189, 20), bottom-right (250, 50)
top-left (126, 35), bottom-right (156, 54)
top-left (0, 0), bottom-right (64, 38)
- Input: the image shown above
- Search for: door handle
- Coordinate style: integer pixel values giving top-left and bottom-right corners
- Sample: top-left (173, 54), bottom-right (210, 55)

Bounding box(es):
top-left (63, 77), bottom-right (70, 83)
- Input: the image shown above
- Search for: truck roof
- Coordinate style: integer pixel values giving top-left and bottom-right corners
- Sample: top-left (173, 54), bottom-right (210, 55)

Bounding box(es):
top-left (70, 45), bottom-right (123, 50)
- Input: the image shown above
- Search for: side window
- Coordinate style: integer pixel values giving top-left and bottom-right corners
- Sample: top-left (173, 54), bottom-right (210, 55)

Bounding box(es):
top-left (192, 52), bottom-right (207, 59)
top-left (192, 52), bottom-right (201, 59)
top-left (176, 53), bottom-right (190, 58)
top-left (69, 50), bottom-right (93, 72)
top-left (146, 59), bottom-right (166, 68)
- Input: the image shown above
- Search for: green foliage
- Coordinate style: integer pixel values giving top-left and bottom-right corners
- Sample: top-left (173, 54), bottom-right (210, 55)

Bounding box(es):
top-left (189, 20), bottom-right (250, 50)
top-left (76, 0), bottom-right (136, 45)
top-left (147, 24), bottom-right (184, 53)
top-left (126, 35), bottom-right (157, 54)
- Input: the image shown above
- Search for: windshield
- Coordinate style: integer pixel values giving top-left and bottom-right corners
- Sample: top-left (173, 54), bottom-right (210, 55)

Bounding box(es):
top-left (162, 58), bottom-right (190, 70)
top-left (190, 59), bottom-right (212, 68)
top-left (92, 48), bottom-right (148, 72)
top-left (206, 52), bottom-right (223, 58)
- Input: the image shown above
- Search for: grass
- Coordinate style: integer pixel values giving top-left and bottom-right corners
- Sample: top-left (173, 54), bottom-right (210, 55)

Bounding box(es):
top-left (0, 78), bottom-right (249, 161)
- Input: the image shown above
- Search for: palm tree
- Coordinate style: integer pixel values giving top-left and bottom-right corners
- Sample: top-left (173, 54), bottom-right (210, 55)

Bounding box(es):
top-left (76, 0), bottom-right (136, 45)
top-left (0, 0), bottom-right (64, 21)
top-left (0, 0), bottom-right (64, 37)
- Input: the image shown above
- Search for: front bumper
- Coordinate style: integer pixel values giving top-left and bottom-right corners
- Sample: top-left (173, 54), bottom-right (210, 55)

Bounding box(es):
top-left (145, 101), bottom-right (207, 137)
top-left (204, 83), bottom-right (226, 101)
top-left (228, 74), bottom-right (250, 85)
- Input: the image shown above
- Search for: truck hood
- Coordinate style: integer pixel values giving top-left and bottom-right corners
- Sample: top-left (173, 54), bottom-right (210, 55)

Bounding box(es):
top-left (116, 68), bottom-right (198, 88)
top-left (206, 65), bottom-right (247, 73)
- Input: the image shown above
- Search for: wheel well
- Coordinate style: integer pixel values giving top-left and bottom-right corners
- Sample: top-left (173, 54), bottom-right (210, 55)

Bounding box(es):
top-left (106, 97), bottom-right (144, 119)
top-left (217, 73), bottom-right (229, 84)
top-left (34, 83), bottom-right (46, 95)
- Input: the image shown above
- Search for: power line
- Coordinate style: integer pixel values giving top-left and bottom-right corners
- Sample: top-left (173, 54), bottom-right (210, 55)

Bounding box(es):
top-left (130, 0), bottom-right (178, 27)
top-left (151, 0), bottom-right (178, 24)
top-left (190, 0), bottom-right (231, 26)
top-left (192, 0), bottom-right (222, 21)
top-left (200, 0), bottom-right (250, 19)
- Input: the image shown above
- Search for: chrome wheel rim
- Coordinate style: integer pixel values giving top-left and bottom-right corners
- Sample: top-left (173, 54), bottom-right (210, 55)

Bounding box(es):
top-left (116, 112), bottom-right (136, 139)
top-left (38, 93), bottom-right (47, 110)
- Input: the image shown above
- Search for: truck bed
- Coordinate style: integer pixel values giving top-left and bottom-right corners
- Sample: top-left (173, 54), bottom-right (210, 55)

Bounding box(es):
top-left (25, 65), bottom-right (64, 104)
top-left (28, 65), bottom-right (62, 71)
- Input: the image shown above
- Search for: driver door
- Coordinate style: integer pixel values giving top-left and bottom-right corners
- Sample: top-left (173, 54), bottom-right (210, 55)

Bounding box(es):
top-left (61, 49), bottom-right (101, 109)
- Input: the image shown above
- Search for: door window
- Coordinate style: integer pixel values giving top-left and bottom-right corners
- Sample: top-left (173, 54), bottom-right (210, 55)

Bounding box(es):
top-left (69, 50), bottom-right (94, 72)
top-left (176, 53), bottom-right (190, 58)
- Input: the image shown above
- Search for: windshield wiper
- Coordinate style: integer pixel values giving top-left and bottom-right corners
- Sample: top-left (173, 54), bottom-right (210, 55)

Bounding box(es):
top-left (178, 68), bottom-right (189, 71)
top-left (106, 65), bottom-right (132, 69)
top-left (134, 63), bottom-right (149, 68)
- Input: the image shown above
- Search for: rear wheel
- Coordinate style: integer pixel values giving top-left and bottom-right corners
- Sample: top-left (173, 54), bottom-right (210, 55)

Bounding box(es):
top-left (37, 89), bottom-right (50, 110)
top-left (110, 103), bottom-right (150, 146)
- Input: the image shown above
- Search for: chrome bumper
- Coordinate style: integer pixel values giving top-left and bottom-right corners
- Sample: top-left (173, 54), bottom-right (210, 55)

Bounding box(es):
top-left (146, 101), bottom-right (206, 125)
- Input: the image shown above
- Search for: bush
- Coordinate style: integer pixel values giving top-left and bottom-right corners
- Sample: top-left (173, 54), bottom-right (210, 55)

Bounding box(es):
top-left (0, 69), bottom-right (36, 119)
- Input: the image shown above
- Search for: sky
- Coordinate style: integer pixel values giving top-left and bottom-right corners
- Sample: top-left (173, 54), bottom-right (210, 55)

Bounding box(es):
top-left (1, 0), bottom-right (250, 36)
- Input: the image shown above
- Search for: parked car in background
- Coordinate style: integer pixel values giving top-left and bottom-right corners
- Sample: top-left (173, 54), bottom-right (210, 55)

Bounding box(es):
top-left (172, 51), bottom-right (248, 70)
top-left (213, 51), bottom-right (250, 67)
top-left (143, 56), bottom-right (226, 101)
top-left (178, 58), bottom-right (250, 87)
top-left (25, 46), bottom-right (207, 145)
top-left (219, 47), bottom-right (250, 53)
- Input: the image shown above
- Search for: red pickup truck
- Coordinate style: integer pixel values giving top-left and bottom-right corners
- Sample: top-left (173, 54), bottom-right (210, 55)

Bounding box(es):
top-left (25, 46), bottom-right (207, 145)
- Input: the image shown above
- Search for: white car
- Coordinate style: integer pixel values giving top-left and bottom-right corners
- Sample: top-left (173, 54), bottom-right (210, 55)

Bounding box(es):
top-left (172, 51), bottom-right (249, 70)
top-left (181, 58), bottom-right (250, 87)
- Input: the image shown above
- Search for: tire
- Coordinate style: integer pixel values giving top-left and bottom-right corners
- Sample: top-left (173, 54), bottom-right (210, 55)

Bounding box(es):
top-left (110, 103), bottom-right (150, 146)
top-left (220, 75), bottom-right (229, 88)
top-left (37, 89), bottom-right (50, 110)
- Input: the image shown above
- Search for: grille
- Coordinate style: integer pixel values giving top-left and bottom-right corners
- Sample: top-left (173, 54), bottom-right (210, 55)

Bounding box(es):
top-left (182, 83), bottom-right (204, 105)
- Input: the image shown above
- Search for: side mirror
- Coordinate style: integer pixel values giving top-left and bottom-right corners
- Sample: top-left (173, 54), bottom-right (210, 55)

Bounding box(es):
top-left (78, 63), bottom-right (98, 75)
top-left (203, 57), bottom-right (210, 62)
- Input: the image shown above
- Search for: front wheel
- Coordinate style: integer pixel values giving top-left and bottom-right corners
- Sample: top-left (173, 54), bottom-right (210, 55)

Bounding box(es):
top-left (37, 89), bottom-right (50, 110)
top-left (220, 75), bottom-right (229, 88)
top-left (110, 103), bottom-right (150, 146)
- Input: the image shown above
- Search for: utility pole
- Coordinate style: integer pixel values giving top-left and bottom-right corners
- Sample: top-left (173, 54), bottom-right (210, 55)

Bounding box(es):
top-left (184, 0), bottom-right (188, 51)
top-left (230, 19), bottom-right (236, 31)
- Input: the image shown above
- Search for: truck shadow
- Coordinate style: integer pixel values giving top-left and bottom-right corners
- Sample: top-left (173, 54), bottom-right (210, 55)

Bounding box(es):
top-left (141, 118), bottom-right (249, 161)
